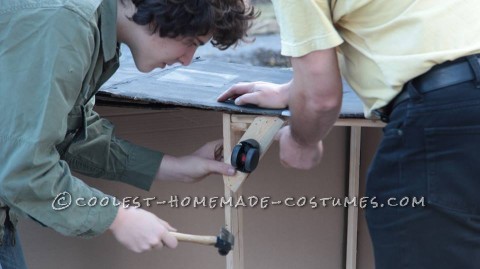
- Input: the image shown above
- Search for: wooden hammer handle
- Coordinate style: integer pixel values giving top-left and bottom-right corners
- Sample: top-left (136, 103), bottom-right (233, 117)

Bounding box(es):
top-left (170, 232), bottom-right (217, 246)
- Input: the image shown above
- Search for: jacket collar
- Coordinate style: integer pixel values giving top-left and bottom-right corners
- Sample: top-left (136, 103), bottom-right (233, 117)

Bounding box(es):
top-left (99, 0), bottom-right (118, 61)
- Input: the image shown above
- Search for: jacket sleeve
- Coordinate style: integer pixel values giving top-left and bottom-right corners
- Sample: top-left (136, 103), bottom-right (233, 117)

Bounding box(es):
top-left (63, 100), bottom-right (163, 191)
top-left (0, 8), bottom-right (117, 237)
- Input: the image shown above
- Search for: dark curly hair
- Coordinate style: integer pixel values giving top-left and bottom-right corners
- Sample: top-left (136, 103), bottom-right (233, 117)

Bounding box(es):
top-left (120, 0), bottom-right (259, 50)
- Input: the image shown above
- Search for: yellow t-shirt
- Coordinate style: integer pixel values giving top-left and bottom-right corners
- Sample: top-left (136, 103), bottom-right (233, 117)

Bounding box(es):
top-left (272, 0), bottom-right (480, 117)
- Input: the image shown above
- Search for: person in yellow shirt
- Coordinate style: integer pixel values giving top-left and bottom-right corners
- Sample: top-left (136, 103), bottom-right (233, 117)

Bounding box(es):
top-left (218, 0), bottom-right (480, 267)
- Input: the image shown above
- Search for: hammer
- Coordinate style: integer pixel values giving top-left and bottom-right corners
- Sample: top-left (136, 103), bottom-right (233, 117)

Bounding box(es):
top-left (170, 227), bottom-right (234, 256)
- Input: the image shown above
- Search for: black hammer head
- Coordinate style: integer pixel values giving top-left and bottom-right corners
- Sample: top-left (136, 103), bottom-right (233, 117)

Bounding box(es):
top-left (214, 227), bottom-right (235, 256)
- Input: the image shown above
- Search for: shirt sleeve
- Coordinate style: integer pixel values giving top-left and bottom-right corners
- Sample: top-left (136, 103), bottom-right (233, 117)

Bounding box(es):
top-left (271, 0), bottom-right (343, 57)
top-left (63, 99), bottom-right (163, 191)
top-left (0, 7), bottom-right (117, 237)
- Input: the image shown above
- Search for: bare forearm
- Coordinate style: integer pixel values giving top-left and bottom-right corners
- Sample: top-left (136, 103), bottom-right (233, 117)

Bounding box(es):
top-left (289, 90), bottom-right (341, 146)
top-left (289, 49), bottom-right (342, 146)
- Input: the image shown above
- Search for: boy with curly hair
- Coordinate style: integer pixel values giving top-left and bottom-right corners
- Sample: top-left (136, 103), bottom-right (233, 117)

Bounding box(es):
top-left (0, 0), bottom-right (257, 268)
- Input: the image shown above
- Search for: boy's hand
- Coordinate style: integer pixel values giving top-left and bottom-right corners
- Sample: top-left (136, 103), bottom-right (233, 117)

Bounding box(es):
top-left (109, 207), bottom-right (178, 253)
top-left (156, 139), bottom-right (236, 183)
top-left (217, 81), bottom-right (290, 109)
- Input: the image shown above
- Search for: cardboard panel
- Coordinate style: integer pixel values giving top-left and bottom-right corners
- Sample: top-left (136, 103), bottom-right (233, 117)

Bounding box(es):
top-left (17, 107), bottom-right (356, 269)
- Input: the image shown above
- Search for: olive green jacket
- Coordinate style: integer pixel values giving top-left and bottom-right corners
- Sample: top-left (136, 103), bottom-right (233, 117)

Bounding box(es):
top-left (0, 0), bottom-right (163, 244)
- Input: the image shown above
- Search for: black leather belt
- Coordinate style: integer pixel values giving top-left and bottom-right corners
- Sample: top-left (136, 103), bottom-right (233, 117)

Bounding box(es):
top-left (375, 54), bottom-right (480, 122)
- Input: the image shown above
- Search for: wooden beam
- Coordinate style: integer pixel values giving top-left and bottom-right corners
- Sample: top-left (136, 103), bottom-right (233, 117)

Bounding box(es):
top-left (223, 113), bottom-right (245, 269)
top-left (231, 122), bottom-right (249, 132)
top-left (346, 126), bottom-right (362, 269)
top-left (233, 114), bottom-right (383, 128)
top-left (335, 118), bottom-right (385, 128)
top-left (223, 114), bottom-right (285, 269)
top-left (231, 114), bottom-right (256, 124)
top-left (225, 116), bottom-right (285, 192)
